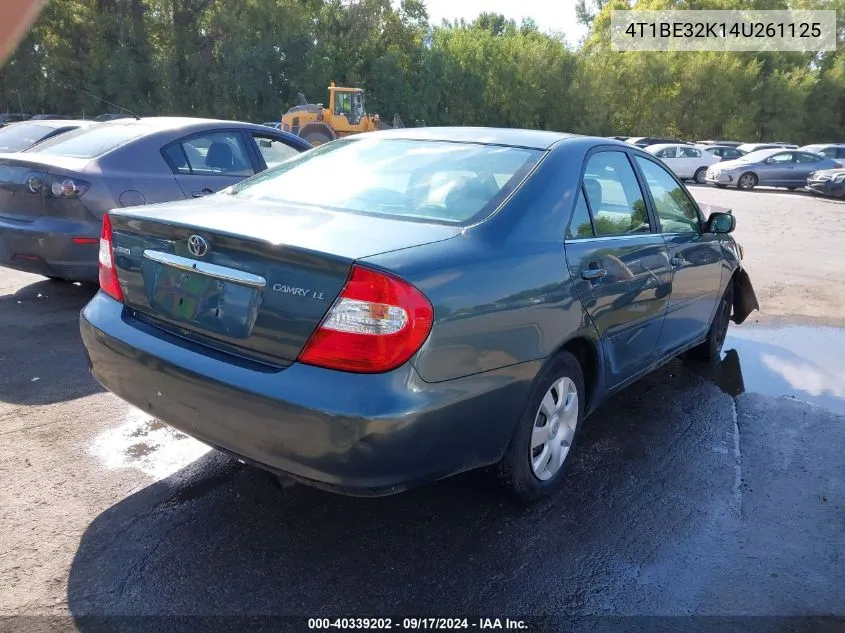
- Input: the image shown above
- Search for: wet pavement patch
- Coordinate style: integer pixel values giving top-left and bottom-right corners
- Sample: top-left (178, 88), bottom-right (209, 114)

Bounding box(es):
top-left (88, 407), bottom-right (211, 480)
top-left (692, 323), bottom-right (845, 416)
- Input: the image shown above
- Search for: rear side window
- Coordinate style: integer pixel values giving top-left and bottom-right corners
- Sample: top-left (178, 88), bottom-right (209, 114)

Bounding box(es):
top-left (796, 152), bottom-right (822, 164)
top-left (582, 151), bottom-right (651, 237)
top-left (27, 124), bottom-right (146, 158)
top-left (230, 138), bottom-right (542, 225)
top-left (566, 189), bottom-right (594, 239)
top-left (163, 131), bottom-right (254, 177)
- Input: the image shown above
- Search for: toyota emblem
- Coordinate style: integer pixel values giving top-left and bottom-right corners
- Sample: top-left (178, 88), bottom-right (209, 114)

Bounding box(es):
top-left (187, 234), bottom-right (209, 257)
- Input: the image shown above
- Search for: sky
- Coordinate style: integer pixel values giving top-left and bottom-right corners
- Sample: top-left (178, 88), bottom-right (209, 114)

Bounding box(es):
top-left (421, 0), bottom-right (589, 45)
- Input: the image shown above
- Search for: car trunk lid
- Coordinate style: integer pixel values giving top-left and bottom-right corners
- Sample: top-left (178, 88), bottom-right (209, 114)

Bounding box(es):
top-left (0, 154), bottom-right (93, 221)
top-left (109, 194), bottom-right (461, 366)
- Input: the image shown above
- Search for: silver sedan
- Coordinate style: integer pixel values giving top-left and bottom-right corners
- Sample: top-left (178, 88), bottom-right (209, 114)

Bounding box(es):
top-left (705, 148), bottom-right (841, 190)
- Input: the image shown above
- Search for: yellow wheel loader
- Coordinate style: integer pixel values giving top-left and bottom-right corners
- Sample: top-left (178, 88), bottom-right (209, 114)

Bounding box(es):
top-left (281, 82), bottom-right (404, 146)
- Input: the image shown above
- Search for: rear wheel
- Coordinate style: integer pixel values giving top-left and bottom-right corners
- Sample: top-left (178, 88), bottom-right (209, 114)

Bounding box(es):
top-left (694, 167), bottom-right (708, 184)
top-left (689, 280), bottom-right (734, 361)
top-left (301, 129), bottom-right (334, 146)
top-left (498, 351), bottom-right (584, 501)
top-left (737, 172), bottom-right (757, 190)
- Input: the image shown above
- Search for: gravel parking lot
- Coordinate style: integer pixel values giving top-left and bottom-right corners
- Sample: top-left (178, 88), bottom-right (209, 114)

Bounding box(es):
top-left (1, 187), bottom-right (844, 628)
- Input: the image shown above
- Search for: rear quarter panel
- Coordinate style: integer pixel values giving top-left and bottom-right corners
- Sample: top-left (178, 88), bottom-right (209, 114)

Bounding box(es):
top-left (362, 138), bottom-right (605, 384)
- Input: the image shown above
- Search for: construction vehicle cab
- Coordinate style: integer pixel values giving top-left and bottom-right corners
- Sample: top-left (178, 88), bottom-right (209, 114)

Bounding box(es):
top-left (281, 82), bottom-right (402, 147)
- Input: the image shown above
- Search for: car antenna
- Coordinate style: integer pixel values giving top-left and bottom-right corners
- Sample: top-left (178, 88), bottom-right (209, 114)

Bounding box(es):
top-left (78, 89), bottom-right (141, 120)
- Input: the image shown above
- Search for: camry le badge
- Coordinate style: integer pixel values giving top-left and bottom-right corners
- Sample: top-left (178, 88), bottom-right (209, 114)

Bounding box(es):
top-left (187, 234), bottom-right (209, 257)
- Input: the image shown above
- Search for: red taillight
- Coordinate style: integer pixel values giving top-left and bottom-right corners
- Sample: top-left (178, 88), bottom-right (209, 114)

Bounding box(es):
top-left (98, 213), bottom-right (124, 302)
top-left (298, 265), bottom-right (434, 373)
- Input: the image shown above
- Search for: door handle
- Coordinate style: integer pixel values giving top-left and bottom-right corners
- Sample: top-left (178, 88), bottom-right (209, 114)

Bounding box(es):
top-left (192, 188), bottom-right (214, 198)
top-left (670, 256), bottom-right (689, 267)
top-left (581, 268), bottom-right (607, 281)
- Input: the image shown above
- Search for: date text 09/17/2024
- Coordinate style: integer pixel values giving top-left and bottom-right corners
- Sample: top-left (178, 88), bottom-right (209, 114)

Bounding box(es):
top-left (307, 618), bottom-right (528, 630)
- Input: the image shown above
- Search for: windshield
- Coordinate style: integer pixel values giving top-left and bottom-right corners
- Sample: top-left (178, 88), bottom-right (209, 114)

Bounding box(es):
top-left (25, 123), bottom-right (146, 158)
top-left (230, 138), bottom-right (543, 224)
top-left (734, 149), bottom-right (780, 163)
top-left (0, 122), bottom-right (58, 152)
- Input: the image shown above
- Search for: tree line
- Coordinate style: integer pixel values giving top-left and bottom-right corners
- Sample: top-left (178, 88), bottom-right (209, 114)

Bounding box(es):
top-left (1, 0), bottom-right (844, 144)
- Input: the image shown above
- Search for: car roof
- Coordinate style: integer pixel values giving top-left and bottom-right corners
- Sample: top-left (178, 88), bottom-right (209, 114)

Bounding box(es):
top-left (23, 119), bottom-right (98, 129)
top-left (646, 143), bottom-right (686, 151)
top-left (801, 143), bottom-right (845, 149)
top-left (363, 126), bottom-right (579, 150)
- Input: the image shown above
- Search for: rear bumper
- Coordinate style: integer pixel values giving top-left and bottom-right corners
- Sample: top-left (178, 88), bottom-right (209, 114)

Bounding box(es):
top-left (0, 215), bottom-right (99, 281)
top-left (80, 292), bottom-right (540, 495)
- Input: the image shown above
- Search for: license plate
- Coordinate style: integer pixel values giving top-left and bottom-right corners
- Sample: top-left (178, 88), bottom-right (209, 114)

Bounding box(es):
top-left (144, 264), bottom-right (261, 339)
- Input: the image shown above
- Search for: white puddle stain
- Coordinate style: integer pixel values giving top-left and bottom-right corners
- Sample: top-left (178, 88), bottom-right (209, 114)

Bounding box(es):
top-left (89, 406), bottom-right (211, 480)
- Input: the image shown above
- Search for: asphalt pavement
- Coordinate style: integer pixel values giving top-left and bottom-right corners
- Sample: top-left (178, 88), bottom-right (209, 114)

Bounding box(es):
top-left (1, 188), bottom-right (844, 631)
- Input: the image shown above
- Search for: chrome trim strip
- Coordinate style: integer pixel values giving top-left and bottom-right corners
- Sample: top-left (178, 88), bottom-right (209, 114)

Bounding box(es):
top-left (142, 250), bottom-right (267, 289)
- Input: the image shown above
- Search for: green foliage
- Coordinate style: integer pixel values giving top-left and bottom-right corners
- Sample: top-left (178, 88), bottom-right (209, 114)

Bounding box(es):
top-left (0, 0), bottom-right (844, 143)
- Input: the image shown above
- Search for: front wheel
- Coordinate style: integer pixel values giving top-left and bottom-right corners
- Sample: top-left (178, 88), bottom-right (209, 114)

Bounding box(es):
top-left (737, 172), bottom-right (758, 191)
top-left (694, 167), bottom-right (708, 184)
top-left (498, 351), bottom-right (584, 501)
top-left (689, 281), bottom-right (734, 361)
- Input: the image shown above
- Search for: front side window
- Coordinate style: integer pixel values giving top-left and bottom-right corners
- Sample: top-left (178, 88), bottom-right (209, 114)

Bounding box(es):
top-left (252, 133), bottom-right (300, 169)
top-left (766, 152), bottom-right (793, 164)
top-left (582, 151), bottom-right (651, 237)
top-left (680, 147), bottom-right (702, 158)
top-left (334, 92), bottom-right (352, 116)
top-left (635, 157), bottom-right (700, 234)
top-left (230, 138), bottom-right (542, 225)
top-left (655, 147), bottom-right (677, 159)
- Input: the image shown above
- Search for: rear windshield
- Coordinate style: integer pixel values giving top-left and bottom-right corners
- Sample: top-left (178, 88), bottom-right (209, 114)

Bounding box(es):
top-left (0, 122), bottom-right (57, 152)
top-left (25, 123), bottom-right (146, 158)
top-left (230, 137), bottom-right (543, 224)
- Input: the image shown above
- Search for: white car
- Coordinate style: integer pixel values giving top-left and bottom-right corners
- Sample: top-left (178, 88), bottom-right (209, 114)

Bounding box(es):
top-left (644, 143), bottom-right (720, 183)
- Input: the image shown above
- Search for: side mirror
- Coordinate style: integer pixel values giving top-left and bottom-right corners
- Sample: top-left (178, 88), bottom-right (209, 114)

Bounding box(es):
top-left (707, 211), bottom-right (735, 234)
top-left (259, 139), bottom-right (272, 148)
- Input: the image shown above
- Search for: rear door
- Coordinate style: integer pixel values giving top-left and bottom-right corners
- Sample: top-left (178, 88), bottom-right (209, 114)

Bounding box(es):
top-left (564, 149), bottom-right (672, 388)
top-left (793, 152), bottom-right (826, 185)
top-left (633, 155), bottom-right (722, 356)
top-left (162, 130), bottom-right (257, 199)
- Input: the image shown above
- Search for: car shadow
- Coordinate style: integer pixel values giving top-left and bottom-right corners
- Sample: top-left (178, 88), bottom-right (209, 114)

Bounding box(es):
top-left (0, 278), bottom-right (103, 405)
top-left (66, 354), bottom-right (747, 620)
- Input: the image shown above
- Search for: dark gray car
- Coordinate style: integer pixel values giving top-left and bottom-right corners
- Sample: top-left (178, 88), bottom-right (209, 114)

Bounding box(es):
top-left (0, 117), bottom-right (311, 282)
top-left (705, 148), bottom-right (840, 190)
top-left (80, 129), bottom-right (759, 501)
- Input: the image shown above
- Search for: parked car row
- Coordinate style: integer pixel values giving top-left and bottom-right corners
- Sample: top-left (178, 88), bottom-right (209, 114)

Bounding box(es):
top-left (0, 116), bottom-right (310, 281)
top-left (704, 147), bottom-right (843, 192)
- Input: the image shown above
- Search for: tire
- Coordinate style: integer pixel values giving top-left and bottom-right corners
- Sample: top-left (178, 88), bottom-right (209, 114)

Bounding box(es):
top-left (689, 280), bottom-right (734, 361)
top-left (737, 172), bottom-right (757, 191)
top-left (301, 129), bottom-right (333, 146)
top-left (498, 351), bottom-right (585, 502)
top-left (694, 167), bottom-right (708, 184)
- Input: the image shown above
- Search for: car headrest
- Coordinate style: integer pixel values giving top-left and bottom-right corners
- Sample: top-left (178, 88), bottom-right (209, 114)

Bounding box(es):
top-left (206, 142), bottom-right (235, 170)
top-left (583, 177), bottom-right (602, 211)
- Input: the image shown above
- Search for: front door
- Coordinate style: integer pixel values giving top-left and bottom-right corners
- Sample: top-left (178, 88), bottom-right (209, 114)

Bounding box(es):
top-left (565, 150), bottom-right (672, 388)
top-left (633, 155), bottom-right (723, 356)
top-left (759, 151), bottom-right (795, 186)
